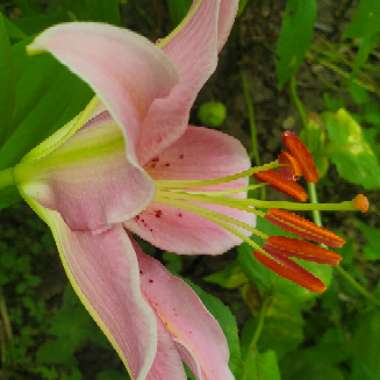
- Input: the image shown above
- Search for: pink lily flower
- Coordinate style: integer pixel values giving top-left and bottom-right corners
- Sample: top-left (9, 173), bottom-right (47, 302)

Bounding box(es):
top-left (13, 1), bottom-right (255, 379)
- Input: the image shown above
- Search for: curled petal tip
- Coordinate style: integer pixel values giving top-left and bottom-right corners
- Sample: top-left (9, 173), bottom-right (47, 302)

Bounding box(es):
top-left (282, 130), bottom-right (319, 183)
top-left (253, 250), bottom-right (326, 292)
top-left (353, 194), bottom-right (369, 213)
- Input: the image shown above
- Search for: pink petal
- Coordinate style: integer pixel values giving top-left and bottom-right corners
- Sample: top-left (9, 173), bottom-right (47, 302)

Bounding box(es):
top-left (147, 321), bottom-right (187, 380)
top-left (28, 22), bottom-right (178, 164)
top-left (21, 196), bottom-right (158, 380)
top-left (137, 0), bottom-right (239, 164)
top-left (218, 1), bottom-right (239, 51)
top-left (126, 202), bottom-right (250, 255)
top-left (125, 126), bottom-right (253, 255)
top-left (21, 115), bottom-right (154, 231)
top-left (136, 244), bottom-right (234, 380)
top-left (145, 126), bottom-right (249, 184)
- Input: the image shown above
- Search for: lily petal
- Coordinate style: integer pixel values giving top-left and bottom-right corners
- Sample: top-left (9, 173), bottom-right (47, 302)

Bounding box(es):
top-left (126, 202), bottom-right (250, 255)
top-left (28, 22), bottom-right (179, 165)
top-left (16, 115), bottom-right (154, 231)
top-left (125, 126), bottom-right (253, 255)
top-left (145, 126), bottom-right (250, 184)
top-left (217, 0), bottom-right (239, 51)
top-left (136, 244), bottom-right (234, 380)
top-left (147, 321), bottom-right (187, 380)
top-left (20, 194), bottom-right (158, 380)
top-left (138, 0), bottom-right (239, 164)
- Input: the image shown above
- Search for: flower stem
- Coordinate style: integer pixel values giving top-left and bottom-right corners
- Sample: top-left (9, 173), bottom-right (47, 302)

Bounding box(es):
top-left (249, 297), bottom-right (271, 352)
top-left (241, 71), bottom-right (260, 165)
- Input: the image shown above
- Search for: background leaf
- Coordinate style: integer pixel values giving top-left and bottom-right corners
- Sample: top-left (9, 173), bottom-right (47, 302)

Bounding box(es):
top-left (344, 0), bottom-right (380, 75)
top-left (324, 108), bottom-right (380, 190)
top-left (0, 12), bottom-right (15, 145)
top-left (165, 0), bottom-right (191, 27)
top-left (0, 39), bottom-right (92, 170)
top-left (275, 0), bottom-right (317, 88)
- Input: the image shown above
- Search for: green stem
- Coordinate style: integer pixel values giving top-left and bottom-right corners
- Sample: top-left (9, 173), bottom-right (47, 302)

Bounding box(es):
top-left (308, 183), bottom-right (322, 226)
top-left (0, 289), bottom-right (13, 341)
top-left (249, 297), bottom-right (271, 352)
top-left (0, 168), bottom-right (15, 190)
top-left (241, 71), bottom-right (260, 165)
top-left (289, 76), bottom-right (309, 129)
top-left (307, 53), bottom-right (380, 98)
top-left (0, 288), bottom-right (13, 367)
top-left (335, 266), bottom-right (380, 307)
top-left (241, 71), bottom-right (266, 200)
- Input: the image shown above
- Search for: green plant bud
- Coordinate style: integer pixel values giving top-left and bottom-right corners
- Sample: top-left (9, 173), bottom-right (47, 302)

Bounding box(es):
top-left (197, 101), bottom-right (227, 128)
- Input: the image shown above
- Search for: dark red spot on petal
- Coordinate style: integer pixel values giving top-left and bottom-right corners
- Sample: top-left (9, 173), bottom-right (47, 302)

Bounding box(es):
top-left (155, 210), bottom-right (162, 218)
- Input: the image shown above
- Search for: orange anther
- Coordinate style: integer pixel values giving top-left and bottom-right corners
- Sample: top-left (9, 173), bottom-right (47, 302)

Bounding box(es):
top-left (278, 151), bottom-right (302, 181)
top-left (254, 169), bottom-right (308, 202)
top-left (265, 208), bottom-right (345, 248)
top-left (254, 250), bottom-right (326, 292)
top-left (282, 131), bottom-right (319, 183)
top-left (265, 236), bottom-right (342, 266)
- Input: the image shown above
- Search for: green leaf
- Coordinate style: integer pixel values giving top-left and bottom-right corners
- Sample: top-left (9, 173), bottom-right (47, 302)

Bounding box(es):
top-left (248, 298), bottom-right (304, 358)
top-left (189, 281), bottom-right (242, 377)
top-left (344, 0), bottom-right (380, 74)
top-left (204, 261), bottom-right (248, 289)
top-left (37, 286), bottom-right (104, 366)
top-left (62, 0), bottom-right (122, 25)
top-left (0, 39), bottom-right (92, 170)
top-left (238, 0), bottom-right (253, 16)
top-left (350, 311), bottom-right (380, 380)
top-left (0, 12), bottom-right (15, 145)
top-left (357, 222), bottom-right (380, 261)
top-left (324, 108), bottom-right (380, 190)
top-left (275, 0), bottom-right (317, 88)
top-left (166, 0), bottom-right (192, 27)
top-left (242, 350), bottom-right (281, 380)
top-left (0, 186), bottom-right (21, 210)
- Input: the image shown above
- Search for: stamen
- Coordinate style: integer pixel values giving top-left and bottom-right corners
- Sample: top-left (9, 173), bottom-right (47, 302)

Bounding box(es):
top-left (265, 208), bottom-right (345, 248)
top-left (265, 236), bottom-right (341, 265)
top-left (253, 250), bottom-right (326, 292)
top-left (156, 194), bottom-right (268, 240)
top-left (156, 160), bottom-right (279, 189)
top-left (282, 131), bottom-right (319, 183)
top-left (278, 151), bottom-right (302, 181)
top-left (168, 184), bottom-right (265, 197)
top-left (254, 169), bottom-right (308, 201)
